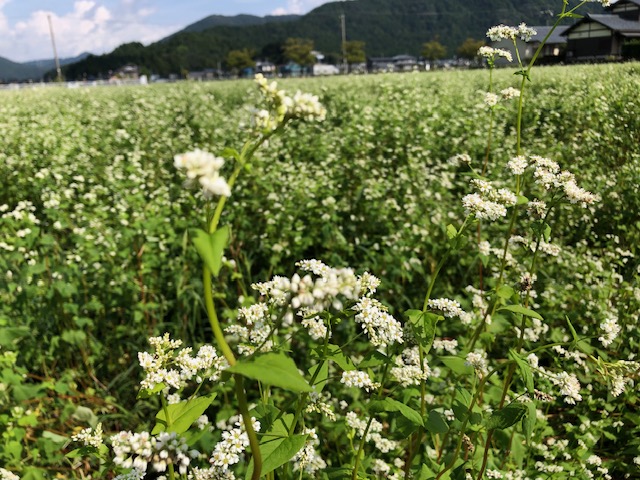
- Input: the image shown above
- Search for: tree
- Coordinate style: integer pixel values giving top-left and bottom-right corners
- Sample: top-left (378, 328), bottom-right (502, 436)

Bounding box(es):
top-left (457, 38), bottom-right (486, 60)
top-left (422, 39), bottom-right (447, 64)
top-left (345, 41), bottom-right (366, 65)
top-left (283, 38), bottom-right (315, 67)
top-left (225, 49), bottom-right (256, 73)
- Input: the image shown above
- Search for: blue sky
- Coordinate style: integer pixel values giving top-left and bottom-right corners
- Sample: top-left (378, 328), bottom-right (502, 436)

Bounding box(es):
top-left (0, 0), bottom-right (331, 62)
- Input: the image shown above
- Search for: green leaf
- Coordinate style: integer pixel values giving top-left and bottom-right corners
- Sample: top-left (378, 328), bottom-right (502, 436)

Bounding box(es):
top-left (0, 327), bottom-right (31, 347)
top-left (440, 356), bottom-right (473, 375)
top-left (509, 350), bottom-right (534, 394)
top-left (227, 353), bottom-right (312, 392)
top-left (406, 310), bottom-right (439, 354)
top-left (325, 344), bottom-right (355, 371)
top-left (499, 304), bottom-right (543, 321)
top-left (191, 226), bottom-right (230, 277)
top-left (246, 434), bottom-right (307, 479)
top-left (42, 430), bottom-right (68, 444)
top-left (516, 195), bottom-right (529, 205)
top-left (426, 410), bottom-right (449, 434)
top-left (380, 398), bottom-right (424, 427)
top-left (522, 401), bottom-right (536, 442)
top-left (358, 350), bottom-right (387, 369)
top-left (308, 362), bottom-right (329, 392)
top-left (496, 286), bottom-right (515, 300)
top-left (153, 393), bottom-right (216, 435)
top-left (485, 403), bottom-right (528, 430)
top-left (137, 382), bottom-right (166, 399)
top-left (446, 224), bottom-right (457, 239)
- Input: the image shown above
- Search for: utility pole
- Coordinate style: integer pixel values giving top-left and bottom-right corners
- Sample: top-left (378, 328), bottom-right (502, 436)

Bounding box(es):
top-left (47, 15), bottom-right (63, 82)
top-left (340, 13), bottom-right (347, 74)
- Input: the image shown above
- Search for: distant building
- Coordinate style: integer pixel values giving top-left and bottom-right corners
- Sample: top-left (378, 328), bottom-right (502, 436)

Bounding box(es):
top-left (368, 55), bottom-right (418, 73)
top-left (188, 69), bottom-right (221, 81)
top-left (563, 0), bottom-right (640, 60)
top-left (313, 64), bottom-right (340, 76)
top-left (492, 26), bottom-right (569, 66)
top-left (256, 61), bottom-right (276, 76)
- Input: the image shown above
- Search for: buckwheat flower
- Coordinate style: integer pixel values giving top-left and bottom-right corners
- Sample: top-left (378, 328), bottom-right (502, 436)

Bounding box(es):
top-left (487, 24), bottom-right (518, 41)
top-left (428, 298), bottom-right (464, 318)
top-left (633, 456), bottom-right (640, 465)
top-left (527, 199), bottom-right (547, 218)
top-left (494, 189), bottom-right (517, 206)
top-left (466, 350), bottom-right (489, 377)
top-left (341, 370), bottom-right (380, 392)
top-left (448, 153), bottom-right (472, 165)
top-left (353, 297), bottom-right (403, 347)
top-left (433, 338), bottom-right (459, 354)
top-left (301, 314), bottom-right (328, 340)
top-left (487, 470), bottom-right (504, 479)
top-left (517, 23), bottom-right (537, 42)
top-left (292, 428), bottom-right (327, 475)
top-left (478, 46), bottom-right (513, 63)
top-left (72, 423), bottom-right (104, 449)
top-left (500, 87), bottom-right (521, 100)
top-left (598, 314), bottom-right (620, 348)
top-left (113, 470), bottom-right (145, 480)
top-left (552, 371), bottom-right (582, 404)
top-left (484, 92), bottom-right (500, 107)
top-left (562, 179), bottom-right (597, 206)
top-left (372, 459), bottom-right (391, 476)
top-left (391, 346), bottom-right (430, 386)
top-left (462, 193), bottom-right (507, 221)
top-left (588, 0), bottom-right (611, 6)
top-left (174, 149), bottom-right (231, 198)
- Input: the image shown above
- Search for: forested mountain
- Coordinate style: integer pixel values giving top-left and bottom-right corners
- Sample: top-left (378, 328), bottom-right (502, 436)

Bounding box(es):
top-left (60, 0), bottom-right (604, 80)
top-left (176, 14), bottom-right (300, 34)
top-left (0, 53), bottom-right (91, 82)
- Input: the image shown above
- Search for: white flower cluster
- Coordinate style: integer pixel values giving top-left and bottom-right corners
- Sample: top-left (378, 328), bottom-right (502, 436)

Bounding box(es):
top-left (138, 333), bottom-right (227, 395)
top-left (433, 338), bottom-right (459, 354)
top-left (598, 314), bottom-right (620, 348)
top-left (448, 153), bottom-right (472, 165)
top-left (487, 23), bottom-right (537, 42)
top-left (391, 346), bottom-right (431, 387)
top-left (466, 350), bottom-right (489, 377)
top-left (483, 88), bottom-right (520, 108)
top-left (110, 430), bottom-right (198, 476)
top-left (341, 370), bottom-right (381, 392)
top-left (252, 259), bottom-right (377, 311)
top-left (428, 298), bottom-right (465, 318)
top-left (0, 469), bottom-right (20, 480)
top-left (354, 297), bottom-right (404, 347)
top-left (254, 74), bottom-right (326, 132)
top-left (174, 149), bottom-right (231, 198)
top-left (305, 391), bottom-right (336, 420)
top-left (608, 360), bottom-right (639, 397)
top-left (292, 428), bottom-right (327, 475)
top-left (531, 155), bottom-right (597, 206)
top-left (300, 311), bottom-right (328, 340)
top-left (462, 179), bottom-right (517, 221)
top-left (345, 412), bottom-right (399, 453)
top-left (225, 303), bottom-right (273, 355)
top-left (551, 371), bottom-right (583, 405)
top-left (72, 422), bottom-right (104, 448)
top-left (588, 0), bottom-right (611, 6)
top-left (507, 155), bottom-right (528, 175)
top-left (210, 417), bottom-right (261, 472)
top-left (477, 46), bottom-right (513, 63)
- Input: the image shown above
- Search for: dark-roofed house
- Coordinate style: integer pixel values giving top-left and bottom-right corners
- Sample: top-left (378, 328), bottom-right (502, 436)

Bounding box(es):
top-left (491, 26), bottom-right (569, 66)
top-left (563, 0), bottom-right (640, 60)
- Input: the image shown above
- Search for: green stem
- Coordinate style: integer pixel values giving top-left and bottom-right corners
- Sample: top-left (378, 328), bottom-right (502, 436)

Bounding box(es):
top-left (235, 374), bottom-right (262, 480)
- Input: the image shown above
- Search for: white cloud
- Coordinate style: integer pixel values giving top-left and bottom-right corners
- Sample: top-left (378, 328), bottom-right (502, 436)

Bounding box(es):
top-left (0, 0), bottom-right (178, 62)
top-left (271, 0), bottom-right (328, 15)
